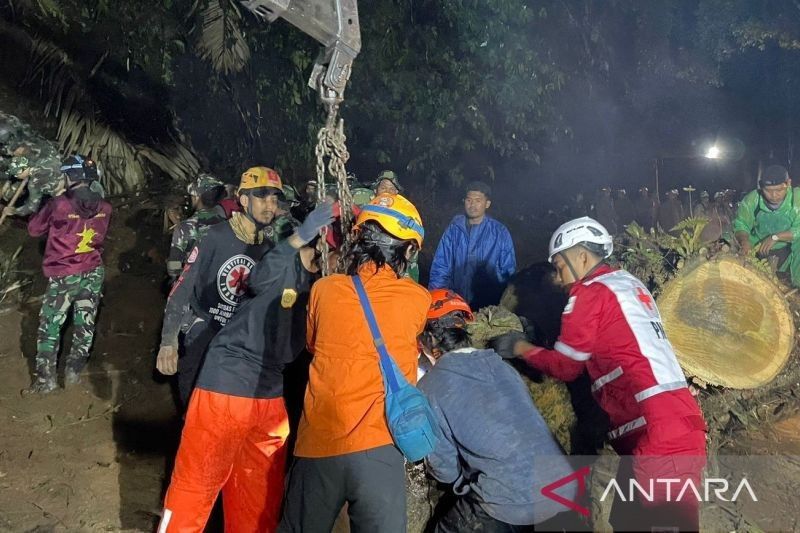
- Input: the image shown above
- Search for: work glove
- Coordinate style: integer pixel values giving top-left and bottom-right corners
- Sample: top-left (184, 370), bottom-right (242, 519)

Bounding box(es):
top-left (156, 345), bottom-right (178, 375)
top-left (489, 330), bottom-right (529, 360)
top-left (296, 200), bottom-right (335, 243)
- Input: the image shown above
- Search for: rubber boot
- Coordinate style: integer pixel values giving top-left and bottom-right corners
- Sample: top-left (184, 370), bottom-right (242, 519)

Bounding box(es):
top-left (65, 367), bottom-right (82, 386)
top-left (26, 360), bottom-right (58, 394)
top-left (26, 375), bottom-right (57, 394)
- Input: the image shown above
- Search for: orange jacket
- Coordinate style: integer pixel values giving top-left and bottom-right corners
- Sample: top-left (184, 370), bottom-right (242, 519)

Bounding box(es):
top-left (294, 263), bottom-right (430, 457)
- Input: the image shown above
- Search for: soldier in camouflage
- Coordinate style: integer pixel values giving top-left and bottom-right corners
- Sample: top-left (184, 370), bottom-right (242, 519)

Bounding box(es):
top-left (369, 170), bottom-right (421, 281)
top-left (27, 155), bottom-right (112, 393)
top-left (3, 139), bottom-right (64, 216)
top-left (265, 183), bottom-right (302, 244)
top-left (371, 169), bottom-right (404, 196)
top-left (166, 173), bottom-right (227, 279)
top-left (347, 173), bottom-right (375, 207)
top-left (0, 111), bottom-right (37, 158)
top-left (2, 113), bottom-right (41, 197)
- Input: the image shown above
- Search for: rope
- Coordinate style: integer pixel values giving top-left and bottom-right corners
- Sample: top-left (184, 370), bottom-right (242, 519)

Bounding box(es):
top-left (314, 102), bottom-right (353, 276)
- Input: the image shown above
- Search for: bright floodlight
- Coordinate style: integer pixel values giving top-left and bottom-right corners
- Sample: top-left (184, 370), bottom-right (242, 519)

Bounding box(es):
top-left (705, 145), bottom-right (721, 159)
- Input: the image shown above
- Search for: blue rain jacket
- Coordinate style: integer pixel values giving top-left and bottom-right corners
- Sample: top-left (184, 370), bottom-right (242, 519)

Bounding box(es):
top-left (429, 215), bottom-right (516, 308)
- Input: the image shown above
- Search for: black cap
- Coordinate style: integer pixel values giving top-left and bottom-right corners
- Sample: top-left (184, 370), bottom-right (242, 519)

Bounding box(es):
top-left (760, 165), bottom-right (789, 187)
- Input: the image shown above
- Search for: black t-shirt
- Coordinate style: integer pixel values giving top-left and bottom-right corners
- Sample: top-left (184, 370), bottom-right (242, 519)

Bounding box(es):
top-left (189, 222), bottom-right (272, 329)
top-left (196, 240), bottom-right (312, 398)
top-left (160, 221), bottom-right (272, 347)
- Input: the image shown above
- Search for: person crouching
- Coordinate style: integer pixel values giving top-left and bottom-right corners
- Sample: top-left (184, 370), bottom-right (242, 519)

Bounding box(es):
top-left (418, 289), bottom-right (579, 532)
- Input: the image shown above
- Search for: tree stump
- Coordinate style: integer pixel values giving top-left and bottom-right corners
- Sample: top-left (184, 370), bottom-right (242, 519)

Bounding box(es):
top-left (657, 255), bottom-right (795, 389)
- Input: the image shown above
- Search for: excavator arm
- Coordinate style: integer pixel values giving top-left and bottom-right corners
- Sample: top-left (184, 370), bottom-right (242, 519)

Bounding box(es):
top-left (240, 0), bottom-right (360, 106)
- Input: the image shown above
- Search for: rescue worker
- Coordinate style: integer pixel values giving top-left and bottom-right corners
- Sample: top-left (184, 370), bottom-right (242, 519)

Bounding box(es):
top-left (491, 217), bottom-right (707, 532)
top-left (694, 190), bottom-right (711, 218)
top-left (698, 191), bottom-right (728, 244)
top-left (157, 202), bottom-right (334, 533)
top-left (713, 191), bottom-right (733, 241)
top-left (0, 112), bottom-right (35, 164)
top-left (567, 193), bottom-right (587, 218)
top-left (371, 169), bottom-right (403, 196)
top-left (26, 155), bottom-right (111, 393)
top-left (280, 194), bottom-right (430, 532)
top-left (634, 186), bottom-right (657, 230)
top-left (218, 182), bottom-right (241, 218)
top-left (429, 181), bottom-right (516, 309)
top-left (592, 186), bottom-right (618, 234)
top-left (166, 173), bottom-right (227, 279)
top-left (367, 170), bottom-right (420, 281)
top-left (156, 167), bottom-right (281, 407)
top-left (614, 188), bottom-right (636, 228)
top-left (734, 165), bottom-right (800, 286)
top-left (348, 173), bottom-right (374, 207)
top-left (418, 289), bottom-right (578, 532)
top-left (265, 184), bottom-right (302, 244)
top-left (294, 179), bottom-right (318, 220)
top-left (3, 139), bottom-right (64, 217)
top-left (657, 188), bottom-right (684, 233)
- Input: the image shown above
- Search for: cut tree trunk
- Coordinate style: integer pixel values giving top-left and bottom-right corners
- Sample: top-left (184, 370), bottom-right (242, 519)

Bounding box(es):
top-left (657, 255), bottom-right (795, 389)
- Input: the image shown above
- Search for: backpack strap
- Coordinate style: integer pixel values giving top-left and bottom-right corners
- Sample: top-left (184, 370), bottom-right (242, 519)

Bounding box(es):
top-left (351, 275), bottom-right (401, 393)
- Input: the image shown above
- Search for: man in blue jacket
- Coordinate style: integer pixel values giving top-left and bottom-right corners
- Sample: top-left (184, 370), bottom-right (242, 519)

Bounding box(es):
top-left (429, 181), bottom-right (516, 308)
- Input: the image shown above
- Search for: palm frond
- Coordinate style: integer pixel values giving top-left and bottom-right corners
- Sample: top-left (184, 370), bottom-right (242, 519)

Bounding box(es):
top-left (16, 35), bottom-right (200, 192)
top-left (195, 0), bottom-right (251, 74)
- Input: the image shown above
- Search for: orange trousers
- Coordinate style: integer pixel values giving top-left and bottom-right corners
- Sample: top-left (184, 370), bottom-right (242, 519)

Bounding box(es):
top-left (157, 388), bottom-right (290, 533)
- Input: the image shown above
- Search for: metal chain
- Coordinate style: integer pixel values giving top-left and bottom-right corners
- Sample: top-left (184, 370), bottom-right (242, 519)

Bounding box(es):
top-left (313, 103), bottom-right (353, 276)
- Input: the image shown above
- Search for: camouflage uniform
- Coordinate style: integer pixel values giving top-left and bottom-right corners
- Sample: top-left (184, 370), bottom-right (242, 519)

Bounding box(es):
top-left (5, 141), bottom-right (64, 215)
top-left (167, 206), bottom-right (227, 278)
top-left (167, 174), bottom-right (226, 278)
top-left (350, 186), bottom-right (374, 207)
top-left (264, 184), bottom-right (303, 244)
top-left (265, 213), bottom-right (301, 244)
top-left (35, 266), bottom-right (105, 383)
top-left (405, 250), bottom-right (420, 283)
top-left (0, 111), bottom-right (36, 155)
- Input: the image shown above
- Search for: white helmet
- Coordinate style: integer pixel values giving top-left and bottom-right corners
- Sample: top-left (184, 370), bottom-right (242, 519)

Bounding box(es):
top-left (548, 216), bottom-right (613, 263)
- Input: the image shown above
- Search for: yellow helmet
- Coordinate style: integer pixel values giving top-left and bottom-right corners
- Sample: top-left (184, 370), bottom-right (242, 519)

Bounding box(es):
top-left (355, 193), bottom-right (424, 248)
top-left (238, 166), bottom-right (283, 194)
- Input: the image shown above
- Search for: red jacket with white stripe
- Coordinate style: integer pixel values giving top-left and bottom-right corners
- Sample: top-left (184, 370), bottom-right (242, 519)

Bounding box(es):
top-left (522, 264), bottom-right (705, 454)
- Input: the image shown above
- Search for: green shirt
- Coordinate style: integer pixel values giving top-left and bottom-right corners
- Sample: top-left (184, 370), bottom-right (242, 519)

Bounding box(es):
top-left (733, 187), bottom-right (800, 247)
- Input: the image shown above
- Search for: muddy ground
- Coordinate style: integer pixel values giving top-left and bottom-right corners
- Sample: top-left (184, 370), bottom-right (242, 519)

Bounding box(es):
top-left (0, 202), bottom-right (799, 532)
top-left (0, 204), bottom-right (178, 532)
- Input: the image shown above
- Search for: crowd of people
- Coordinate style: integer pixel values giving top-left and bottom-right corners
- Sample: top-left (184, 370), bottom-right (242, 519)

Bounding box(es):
top-left (9, 108), bottom-right (800, 531)
top-left (568, 185), bottom-right (739, 240)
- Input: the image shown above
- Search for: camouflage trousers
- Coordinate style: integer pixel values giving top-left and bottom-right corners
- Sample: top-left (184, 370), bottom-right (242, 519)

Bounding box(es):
top-left (35, 266), bottom-right (104, 381)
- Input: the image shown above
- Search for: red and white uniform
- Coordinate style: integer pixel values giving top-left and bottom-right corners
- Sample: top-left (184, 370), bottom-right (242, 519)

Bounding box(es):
top-left (522, 264), bottom-right (706, 454)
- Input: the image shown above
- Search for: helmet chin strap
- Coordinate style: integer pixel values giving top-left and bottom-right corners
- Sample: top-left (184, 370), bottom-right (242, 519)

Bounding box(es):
top-left (559, 248), bottom-right (607, 284)
top-left (559, 252), bottom-right (581, 284)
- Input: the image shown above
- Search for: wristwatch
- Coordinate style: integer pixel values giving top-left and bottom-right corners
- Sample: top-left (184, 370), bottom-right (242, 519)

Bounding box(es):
top-left (771, 234), bottom-right (780, 242)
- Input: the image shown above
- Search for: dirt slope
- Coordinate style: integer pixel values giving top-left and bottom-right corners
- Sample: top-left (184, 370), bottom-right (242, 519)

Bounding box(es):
top-left (0, 207), bottom-right (179, 532)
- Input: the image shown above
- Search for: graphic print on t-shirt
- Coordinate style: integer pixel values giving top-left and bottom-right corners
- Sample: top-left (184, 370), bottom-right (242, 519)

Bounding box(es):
top-left (75, 224), bottom-right (97, 253)
top-left (217, 254), bottom-right (254, 305)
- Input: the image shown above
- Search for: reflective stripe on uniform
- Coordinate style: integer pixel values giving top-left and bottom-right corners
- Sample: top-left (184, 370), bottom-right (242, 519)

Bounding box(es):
top-left (554, 341), bottom-right (591, 361)
top-left (634, 380), bottom-right (688, 402)
top-left (157, 509), bottom-right (172, 533)
top-left (591, 366), bottom-right (623, 392)
top-left (608, 416), bottom-right (647, 440)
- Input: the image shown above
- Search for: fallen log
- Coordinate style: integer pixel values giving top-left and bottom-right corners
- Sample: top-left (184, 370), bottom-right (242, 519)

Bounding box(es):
top-left (657, 255), bottom-right (795, 389)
